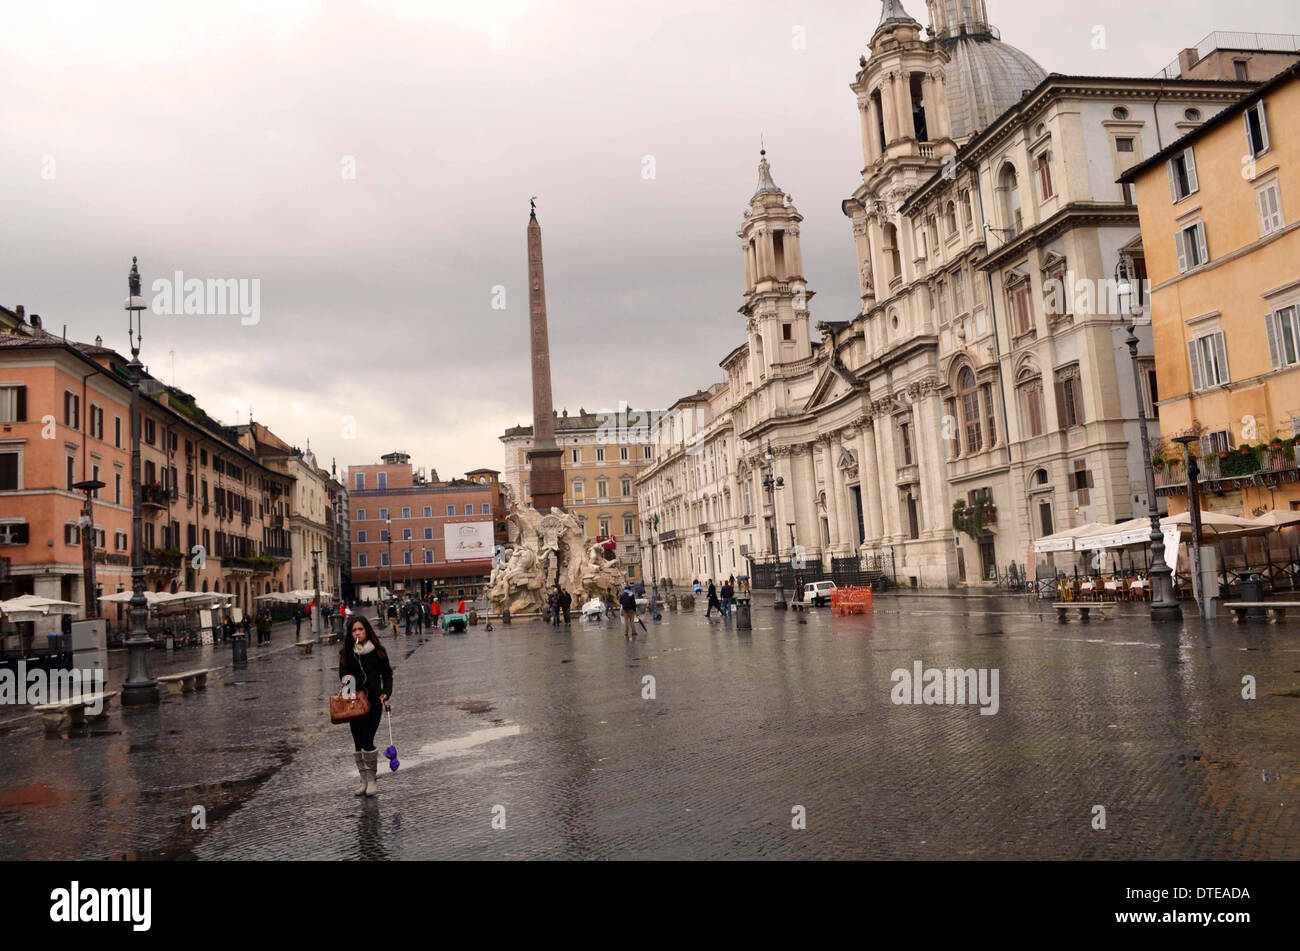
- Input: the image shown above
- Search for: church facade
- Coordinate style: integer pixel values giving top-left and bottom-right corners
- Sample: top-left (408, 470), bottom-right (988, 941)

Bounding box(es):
top-left (637, 0), bottom-right (1256, 587)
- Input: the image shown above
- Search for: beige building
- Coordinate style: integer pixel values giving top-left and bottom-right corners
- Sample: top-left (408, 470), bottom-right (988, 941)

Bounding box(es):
top-left (501, 409), bottom-right (652, 581)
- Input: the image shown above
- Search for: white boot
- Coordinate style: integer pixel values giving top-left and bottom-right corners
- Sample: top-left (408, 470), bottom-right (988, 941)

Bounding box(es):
top-left (362, 750), bottom-right (379, 797)
top-left (353, 751), bottom-right (367, 796)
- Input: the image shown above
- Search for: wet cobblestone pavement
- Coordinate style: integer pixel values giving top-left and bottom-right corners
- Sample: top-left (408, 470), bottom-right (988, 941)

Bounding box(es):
top-left (1, 596), bottom-right (1297, 860)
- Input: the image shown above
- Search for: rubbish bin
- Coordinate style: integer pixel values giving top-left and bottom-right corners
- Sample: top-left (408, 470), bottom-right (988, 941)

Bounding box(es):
top-left (735, 595), bottom-right (751, 630)
top-left (231, 632), bottom-right (248, 665)
top-left (1238, 571), bottom-right (1266, 620)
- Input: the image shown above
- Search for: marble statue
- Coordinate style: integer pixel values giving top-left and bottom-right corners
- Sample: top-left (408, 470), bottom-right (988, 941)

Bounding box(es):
top-left (489, 495), bottom-right (627, 616)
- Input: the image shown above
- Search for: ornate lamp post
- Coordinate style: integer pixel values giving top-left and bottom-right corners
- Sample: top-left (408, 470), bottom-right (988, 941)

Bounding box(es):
top-left (647, 515), bottom-right (659, 597)
top-left (1118, 261), bottom-right (1181, 621)
top-left (761, 440), bottom-right (786, 609)
top-left (310, 547), bottom-right (323, 642)
top-left (121, 258), bottom-right (159, 706)
top-left (1172, 434), bottom-right (1207, 616)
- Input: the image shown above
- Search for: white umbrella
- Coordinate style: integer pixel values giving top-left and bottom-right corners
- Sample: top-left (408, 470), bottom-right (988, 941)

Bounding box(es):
top-left (1242, 510), bottom-right (1300, 530)
top-left (1, 594), bottom-right (79, 615)
top-left (98, 590), bottom-right (172, 606)
top-left (1033, 522), bottom-right (1114, 553)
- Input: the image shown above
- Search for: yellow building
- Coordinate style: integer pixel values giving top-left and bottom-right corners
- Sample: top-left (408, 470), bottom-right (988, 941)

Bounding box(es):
top-left (501, 409), bottom-right (652, 580)
top-left (1122, 62), bottom-right (1300, 517)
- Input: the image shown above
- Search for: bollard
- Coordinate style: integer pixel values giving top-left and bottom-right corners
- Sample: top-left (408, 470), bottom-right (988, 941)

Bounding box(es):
top-left (502, 607), bottom-right (511, 626)
top-left (735, 595), bottom-right (752, 630)
top-left (469, 609), bottom-right (478, 626)
top-left (231, 632), bottom-right (248, 666)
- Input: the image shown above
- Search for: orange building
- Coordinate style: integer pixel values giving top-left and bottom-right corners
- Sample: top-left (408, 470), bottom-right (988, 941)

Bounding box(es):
top-left (347, 452), bottom-right (504, 599)
top-left (1122, 62), bottom-right (1300, 518)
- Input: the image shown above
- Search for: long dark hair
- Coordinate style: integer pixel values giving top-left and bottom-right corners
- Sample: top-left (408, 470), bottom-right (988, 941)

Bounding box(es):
top-left (340, 615), bottom-right (388, 669)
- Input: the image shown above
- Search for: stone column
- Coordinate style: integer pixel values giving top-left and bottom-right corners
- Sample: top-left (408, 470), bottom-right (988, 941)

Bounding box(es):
top-left (893, 72), bottom-right (911, 141)
top-left (881, 78), bottom-right (899, 142)
top-left (874, 410), bottom-right (901, 542)
top-left (920, 74), bottom-right (936, 143)
top-left (820, 437), bottom-right (842, 552)
top-left (859, 421), bottom-right (884, 544)
top-left (829, 431), bottom-right (854, 552)
top-left (859, 102), bottom-right (875, 167)
top-left (795, 445), bottom-right (818, 560)
top-left (866, 98), bottom-right (882, 164)
top-left (786, 226), bottom-right (803, 281)
top-left (775, 450), bottom-right (795, 557)
top-left (933, 71), bottom-right (952, 140)
top-left (914, 390), bottom-right (949, 536)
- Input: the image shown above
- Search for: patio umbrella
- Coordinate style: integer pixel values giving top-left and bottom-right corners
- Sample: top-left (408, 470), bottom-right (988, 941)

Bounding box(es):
top-left (98, 590), bottom-right (172, 607)
top-left (1032, 522), bottom-right (1114, 553)
top-left (0, 594), bottom-right (80, 615)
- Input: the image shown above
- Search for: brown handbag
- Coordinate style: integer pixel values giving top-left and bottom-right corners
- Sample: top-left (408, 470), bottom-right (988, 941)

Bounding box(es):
top-left (330, 687), bottom-right (370, 724)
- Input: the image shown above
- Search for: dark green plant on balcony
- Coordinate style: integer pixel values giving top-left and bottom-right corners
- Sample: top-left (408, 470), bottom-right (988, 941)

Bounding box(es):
top-left (1219, 445), bottom-right (1259, 478)
top-left (141, 482), bottom-right (170, 505)
top-left (144, 547), bottom-right (182, 568)
top-left (952, 497), bottom-right (997, 540)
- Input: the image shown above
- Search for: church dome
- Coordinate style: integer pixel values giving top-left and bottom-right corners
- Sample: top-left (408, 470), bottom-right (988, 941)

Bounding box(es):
top-left (940, 30), bottom-right (1047, 139)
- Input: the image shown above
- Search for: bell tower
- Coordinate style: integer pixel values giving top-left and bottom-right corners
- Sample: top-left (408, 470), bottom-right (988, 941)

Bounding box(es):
top-left (738, 150), bottom-right (813, 385)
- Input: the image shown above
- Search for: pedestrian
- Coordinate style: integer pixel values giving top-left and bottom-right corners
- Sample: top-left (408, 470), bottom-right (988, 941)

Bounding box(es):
top-left (706, 579), bottom-right (720, 617)
top-left (457, 597), bottom-right (465, 615)
top-left (604, 589), bottom-right (615, 619)
top-left (549, 587), bottom-right (560, 626)
top-left (693, 578), bottom-right (703, 595)
top-left (431, 598), bottom-right (441, 630)
top-left (560, 587), bottom-right (572, 624)
top-left (338, 616), bottom-right (393, 798)
top-left (794, 571), bottom-right (804, 604)
top-left (619, 586), bottom-right (637, 639)
top-left (721, 579), bottom-right (734, 618)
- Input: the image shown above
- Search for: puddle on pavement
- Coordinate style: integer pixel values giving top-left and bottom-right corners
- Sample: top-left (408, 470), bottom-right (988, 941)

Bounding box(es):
top-left (0, 783), bottom-right (77, 808)
top-left (417, 724), bottom-right (537, 759)
top-left (452, 700), bottom-right (495, 714)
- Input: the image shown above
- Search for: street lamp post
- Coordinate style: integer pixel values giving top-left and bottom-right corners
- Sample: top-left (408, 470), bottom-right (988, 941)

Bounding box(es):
top-left (386, 518), bottom-right (394, 600)
top-left (647, 516), bottom-right (658, 597)
top-left (1118, 261), bottom-right (1181, 621)
top-left (762, 440), bottom-right (786, 609)
top-left (1173, 435), bottom-right (1207, 616)
top-left (310, 547), bottom-right (322, 642)
top-left (121, 258), bottom-right (159, 706)
top-left (72, 477), bottom-right (106, 620)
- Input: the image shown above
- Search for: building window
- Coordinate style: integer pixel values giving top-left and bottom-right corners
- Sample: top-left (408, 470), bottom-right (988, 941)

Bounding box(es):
top-left (624, 517), bottom-right (634, 535)
top-left (898, 420), bottom-right (913, 466)
top-left (572, 478), bottom-right (584, 501)
top-left (643, 446), bottom-right (652, 459)
top-left (356, 508), bottom-right (366, 521)
top-left (1138, 358), bottom-right (1159, 417)
top-left (1112, 106), bottom-right (1129, 120)
top-left (981, 383), bottom-right (997, 448)
top-left (945, 201), bottom-right (958, 234)
top-left (66, 456), bottom-right (75, 490)
top-left (0, 386), bottom-right (25, 424)
top-left (402, 528), bottom-right (411, 540)
top-left (1055, 367), bottom-right (1085, 429)
top-left (619, 446), bottom-right (629, 460)
top-left (357, 530), bottom-right (367, 543)
top-left (599, 517), bottom-right (611, 536)
top-left (380, 530), bottom-right (389, 542)
top-left (0, 452), bottom-right (20, 490)
top-left (378, 507), bottom-right (388, 520)
top-left (1175, 222), bottom-right (1208, 272)
top-left (114, 416), bottom-right (122, 447)
top-left (1019, 375), bottom-right (1045, 437)
top-left (423, 505), bottom-right (432, 517)
top-left (377, 472), bottom-right (387, 490)
top-left (1188, 331), bottom-right (1230, 391)
top-left (114, 472), bottom-right (122, 504)
top-left (1034, 151), bottom-right (1054, 200)
top-left (958, 367), bottom-right (982, 452)
top-left (446, 505), bottom-right (454, 516)
top-left (596, 447), bottom-right (605, 462)
top-left (480, 502), bottom-right (489, 514)
top-left (1234, 60), bottom-right (1249, 81)
top-left (597, 479), bottom-right (608, 499)
top-left (403, 549), bottom-right (412, 565)
top-left (621, 477), bottom-right (632, 496)
top-left (1115, 137), bottom-right (1134, 153)
top-left (1202, 429), bottom-right (1232, 455)
top-left (953, 269), bottom-right (965, 315)
top-left (424, 527), bottom-right (433, 539)
top-left (424, 549), bottom-right (434, 564)
top-left (998, 163), bottom-right (1022, 236)
top-left (1257, 183), bottom-right (1284, 236)
top-left (358, 553), bottom-right (368, 567)
top-left (1010, 280), bottom-right (1033, 333)
top-left (64, 391), bottom-right (80, 429)
top-left (1167, 147), bottom-right (1198, 202)
top-left (571, 448), bottom-right (580, 463)
top-left (355, 472), bottom-right (365, 490)
top-left (380, 552), bottom-right (389, 566)
top-left (1071, 460), bottom-right (1093, 507)
top-left (782, 322), bottom-right (792, 341)
top-left (1266, 306), bottom-right (1300, 370)
top-left (144, 418), bottom-right (155, 444)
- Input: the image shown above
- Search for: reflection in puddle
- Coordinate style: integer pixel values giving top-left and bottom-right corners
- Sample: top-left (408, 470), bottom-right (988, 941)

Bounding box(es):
top-left (419, 724), bottom-right (529, 759)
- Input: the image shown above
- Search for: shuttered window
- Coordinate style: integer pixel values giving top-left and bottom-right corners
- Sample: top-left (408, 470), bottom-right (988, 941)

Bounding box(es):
top-left (1244, 101), bottom-right (1270, 158)
top-left (1167, 148), bottom-right (1198, 202)
top-left (0, 386), bottom-right (25, 423)
top-left (1257, 183), bottom-right (1284, 236)
top-left (1175, 222), bottom-right (1209, 273)
top-left (1266, 306), bottom-right (1300, 369)
top-left (1054, 370), bottom-right (1084, 429)
top-left (1188, 332), bottom-right (1229, 391)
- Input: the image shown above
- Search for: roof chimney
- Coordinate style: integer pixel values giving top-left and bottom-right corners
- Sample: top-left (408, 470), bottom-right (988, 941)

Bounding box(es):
top-left (94, 335), bottom-right (103, 347)
top-left (14, 305), bottom-right (24, 322)
top-left (30, 314), bottom-right (41, 329)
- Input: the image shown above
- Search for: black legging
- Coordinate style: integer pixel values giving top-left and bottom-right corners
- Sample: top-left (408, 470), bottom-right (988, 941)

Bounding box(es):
top-left (349, 695), bottom-right (384, 751)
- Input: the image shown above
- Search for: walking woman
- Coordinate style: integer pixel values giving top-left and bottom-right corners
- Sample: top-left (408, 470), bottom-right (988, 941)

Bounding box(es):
top-left (339, 616), bottom-right (393, 797)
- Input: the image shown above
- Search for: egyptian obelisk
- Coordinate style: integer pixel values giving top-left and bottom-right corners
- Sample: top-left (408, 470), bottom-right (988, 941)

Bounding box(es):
top-left (525, 200), bottom-right (565, 512)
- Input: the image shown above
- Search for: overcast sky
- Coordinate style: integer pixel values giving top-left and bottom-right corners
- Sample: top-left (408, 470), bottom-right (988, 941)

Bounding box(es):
top-left (3, 0), bottom-right (1297, 479)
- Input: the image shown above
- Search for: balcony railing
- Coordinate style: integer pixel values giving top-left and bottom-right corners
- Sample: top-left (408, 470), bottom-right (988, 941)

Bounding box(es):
top-left (143, 548), bottom-right (182, 569)
top-left (267, 545), bottom-right (293, 560)
top-left (1155, 447), bottom-right (1298, 489)
top-left (141, 484), bottom-right (170, 507)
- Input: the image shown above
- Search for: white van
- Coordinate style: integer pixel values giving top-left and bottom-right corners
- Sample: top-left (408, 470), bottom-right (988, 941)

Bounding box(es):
top-left (803, 580), bottom-right (837, 606)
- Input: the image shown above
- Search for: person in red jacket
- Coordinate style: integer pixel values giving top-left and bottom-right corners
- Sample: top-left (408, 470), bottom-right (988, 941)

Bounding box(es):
top-left (431, 599), bottom-right (441, 629)
top-left (457, 598), bottom-right (465, 614)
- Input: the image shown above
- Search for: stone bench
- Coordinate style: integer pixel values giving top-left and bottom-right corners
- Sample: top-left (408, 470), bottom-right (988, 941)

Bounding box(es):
top-left (34, 690), bottom-right (120, 732)
top-left (156, 668), bottom-right (217, 695)
top-left (296, 640), bottom-right (315, 655)
top-left (1229, 601), bottom-right (1300, 623)
top-left (1052, 602), bottom-right (1115, 623)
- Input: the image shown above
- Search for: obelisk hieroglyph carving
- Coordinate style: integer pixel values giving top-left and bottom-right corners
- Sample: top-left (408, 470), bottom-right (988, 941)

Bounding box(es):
top-left (525, 200), bottom-right (565, 514)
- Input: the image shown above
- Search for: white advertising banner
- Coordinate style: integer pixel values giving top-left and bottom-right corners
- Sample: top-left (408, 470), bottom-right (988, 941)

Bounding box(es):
top-left (444, 521), bottom-right (493, 562)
